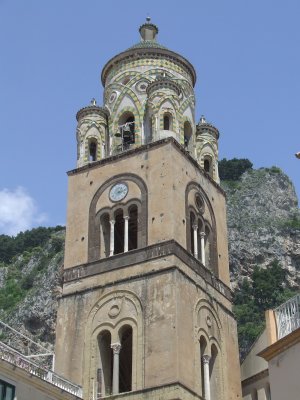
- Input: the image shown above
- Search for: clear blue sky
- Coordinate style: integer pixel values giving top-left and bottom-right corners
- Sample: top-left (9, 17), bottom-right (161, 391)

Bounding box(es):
top-left (0, 0), bottom-right (299, 234)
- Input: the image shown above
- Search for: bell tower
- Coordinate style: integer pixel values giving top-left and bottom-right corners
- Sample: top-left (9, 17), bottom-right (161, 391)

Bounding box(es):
top-left (55, 19), bottom-right (242, 400)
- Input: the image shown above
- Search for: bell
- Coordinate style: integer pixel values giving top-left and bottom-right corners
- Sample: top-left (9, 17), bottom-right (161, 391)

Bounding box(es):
top-left (123, 124), bottom-right (131, 133)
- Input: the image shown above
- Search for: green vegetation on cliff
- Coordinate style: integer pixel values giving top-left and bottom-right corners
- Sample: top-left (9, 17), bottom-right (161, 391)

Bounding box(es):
top-left (219, 158), bottom-right (253, 181)
top-left (233, 262), bottom-right (297, 359)
top-left (0, 226), bottom-right (64, 264)
top-left (0, 226), bottom-right (65, 315)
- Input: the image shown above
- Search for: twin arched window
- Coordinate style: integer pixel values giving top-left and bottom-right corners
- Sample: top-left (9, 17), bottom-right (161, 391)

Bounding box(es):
top-left (98, 325), bottom-right (133, 396)
top-left (190, 210), bottom-right (212, 268)
top-left (99, 203), bottom-right (139, 258)
top-left (200, 336), bottom-right (221, 400)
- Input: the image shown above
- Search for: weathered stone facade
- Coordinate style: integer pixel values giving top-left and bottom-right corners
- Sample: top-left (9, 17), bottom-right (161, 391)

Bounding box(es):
top-left (55, 19), bottom-right (242, 400)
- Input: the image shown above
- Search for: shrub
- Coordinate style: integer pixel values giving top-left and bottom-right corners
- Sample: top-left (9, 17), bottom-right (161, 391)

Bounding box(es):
top-left (219, 158), bottom-right (253, 181)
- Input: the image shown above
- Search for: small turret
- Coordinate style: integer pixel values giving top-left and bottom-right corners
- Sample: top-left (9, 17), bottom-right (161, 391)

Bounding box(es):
top-left (139, 17), bottom-right (159, 42)
top-left (76, 99), bottom-right (108, 167)
top-left (196, 116), bottom-right (220, 183)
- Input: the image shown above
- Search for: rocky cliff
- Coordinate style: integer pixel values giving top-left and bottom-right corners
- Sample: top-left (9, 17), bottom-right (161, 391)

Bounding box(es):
top-left (222, 167), bottom-right (300, 290)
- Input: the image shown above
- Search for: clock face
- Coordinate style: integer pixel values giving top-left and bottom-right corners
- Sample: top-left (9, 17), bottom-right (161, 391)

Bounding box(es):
top-left (109, 183), bottom-right (128, 202)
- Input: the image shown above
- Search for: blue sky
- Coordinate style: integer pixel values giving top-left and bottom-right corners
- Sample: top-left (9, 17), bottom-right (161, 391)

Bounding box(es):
top-left (0, 0), bottom-right (299, 235)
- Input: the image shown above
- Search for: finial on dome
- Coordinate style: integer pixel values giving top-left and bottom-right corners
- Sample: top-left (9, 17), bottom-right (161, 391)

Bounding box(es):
top-left (139, 17), bottom-right (158, 42)
top-left (91, 98), bottom-right (97, 106)
top-left (199, 115), bottom-right (206, 124)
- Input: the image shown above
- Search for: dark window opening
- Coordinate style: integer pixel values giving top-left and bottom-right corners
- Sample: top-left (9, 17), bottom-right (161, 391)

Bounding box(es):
top-left (100, 213), bottom-right (110, 258)
top-left (163, 114), bottom-right (170, 130)
top-left (184, 121), bottom-right (192, 150)
top-left (200, 336), bottom-right (207, 399)
top-left (0, 380), bottom-right (15, 400)
top-left (119, 326), bottom-right (133, 393)
top-left (205, 226), bottom-right (211, 268)
top-left (204, 159), bottom-right (210, 173)
top-left (197, 219), bottom-right (203, 261)
top-left (128, 205), bottom-right (138, 251)
top-left (89, 141), bottom-right (97, 161)
top-left (190, 212), bottom-right (195, 255)
top-left (98, 330), bottom-right (113, 396)
top-left (114, 210), bottom-right (124, 255)
top-left (123, 116), bottom-right (135, 146)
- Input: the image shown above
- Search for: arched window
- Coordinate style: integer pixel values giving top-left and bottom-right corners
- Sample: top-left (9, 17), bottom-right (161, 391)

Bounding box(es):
top-left (205, 225), bottom-right (211, 268)
top-left (210, 344), bottom-right (220, 400)
top-left (98, 331), bottom-right (113, 396)
top-left (163, 114), bottom-right (170, 130)
top-left (190, 211), bottom-right (195, 256)
top-left (197, 219), bottom-right (204, 262)
top-left (89, 140), bottom-right (97, 161)
top-left (128, 205), bottom-right (138, 251)
top-left (119, 325), bottom-right (133, 393)
top-left (204, 158), bottom-right (210, 173)
top-left (114, 209), bottom-right (124, 255)
top-left (184, 121), bottom-right (192, 150)
top-left (100, 213), bottom-right (110, 258)
top-left (163, 113), bottom-right (172, 130)
top-left (200, 336), bottom-right (207, 399)
top-left (119, 113), bottom-right (135, 148)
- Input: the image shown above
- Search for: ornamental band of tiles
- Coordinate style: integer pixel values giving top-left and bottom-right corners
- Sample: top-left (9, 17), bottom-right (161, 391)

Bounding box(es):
top-left (55, 19), bottom-right (242, 400)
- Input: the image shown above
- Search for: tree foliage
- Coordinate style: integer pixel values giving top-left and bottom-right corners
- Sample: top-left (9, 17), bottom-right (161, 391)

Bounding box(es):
top-left (219, 158), bottom-right (253, 181)
top-left (233, 261), bottom-right (296, 359)
top-left (0, 226), bottom-right (64, 264)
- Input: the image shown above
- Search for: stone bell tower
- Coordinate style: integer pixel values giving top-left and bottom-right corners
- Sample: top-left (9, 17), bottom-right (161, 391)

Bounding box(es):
top-left (55, 19), bottom-right (242, 400)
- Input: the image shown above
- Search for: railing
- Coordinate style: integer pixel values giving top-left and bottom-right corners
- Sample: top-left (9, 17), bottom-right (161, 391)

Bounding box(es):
top-left (275, 293), bottom-right (300, 339)
top-left (0, 320), bottom-right (54, 370)
top-left (0, 342), bottom-right (82, 397)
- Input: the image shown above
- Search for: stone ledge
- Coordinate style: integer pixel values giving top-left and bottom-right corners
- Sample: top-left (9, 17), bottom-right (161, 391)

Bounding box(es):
top-left (63, 240), bottom-right (231, 300)
top-left (67, 137), bottom-right (225, 197)
top-left (97, 381), bottom-right (203, 400)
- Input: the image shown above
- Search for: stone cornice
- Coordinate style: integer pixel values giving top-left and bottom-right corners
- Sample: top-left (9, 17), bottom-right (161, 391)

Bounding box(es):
top-left (258, 327), bottom-right (300, 361)
top-left (76, 105), bottom-right (109, 121)
top-left (196, 122), bottom-right (220, 140)
top-left (101, 47), bottom-right (196, 87)
top-left (67, 137), bottom-right (226, 197)
top-left (241, 369), bottom-right (269, 387)
top-left (63, 239), bottom-right (232, 301)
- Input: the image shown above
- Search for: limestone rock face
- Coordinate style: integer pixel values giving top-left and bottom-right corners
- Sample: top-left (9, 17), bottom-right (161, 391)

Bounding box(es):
top-left (221, 168), bottom-right (300, 289)
top-left (0, 231), bottom-right (64, 349)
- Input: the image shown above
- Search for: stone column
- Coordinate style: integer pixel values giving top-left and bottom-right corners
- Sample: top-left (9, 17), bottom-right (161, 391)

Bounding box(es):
top-left (200, 232), bottom-right (206, 266)
top-left (111, 343), bottom-right (121, 395)
top-left (109, 219), bottom-right (115, 256)
top-left (193, 224), bottom-right (198, 258)
top-left (202, 354), bottom-right (211, 400)
top-left (124, 216), bottom-right (129, 253)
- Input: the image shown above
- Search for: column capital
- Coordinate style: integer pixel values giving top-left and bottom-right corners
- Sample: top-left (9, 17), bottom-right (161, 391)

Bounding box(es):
top-left (111, 342), bottom-right (121, 354)
top-left (110, 219), bottom-right (115, 225)
top-left (123, 215), bottom-right (130, 220)
top-left (192, 224), bottom-right (198, 231)
top-left (200, 231), bottom-right (206, 238)
top-left (202, 354), bottom-right (211, 364)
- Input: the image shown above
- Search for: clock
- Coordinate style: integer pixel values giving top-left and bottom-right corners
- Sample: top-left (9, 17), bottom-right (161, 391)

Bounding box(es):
top-left (109, 182), bottom-right (128, 202)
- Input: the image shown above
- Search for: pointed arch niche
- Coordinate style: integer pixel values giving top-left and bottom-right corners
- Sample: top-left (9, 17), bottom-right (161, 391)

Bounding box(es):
top-left (84, 290), bottom-right (144, 399)
top-left (194, 299), bottom-right (223, 400)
